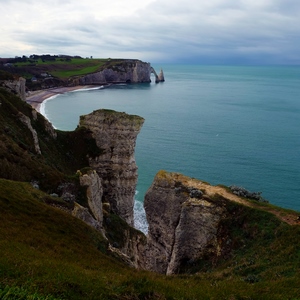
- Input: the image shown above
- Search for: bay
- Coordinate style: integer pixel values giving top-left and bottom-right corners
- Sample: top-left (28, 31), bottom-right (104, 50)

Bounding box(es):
top-left (43, 65), bottom-right (300, 232)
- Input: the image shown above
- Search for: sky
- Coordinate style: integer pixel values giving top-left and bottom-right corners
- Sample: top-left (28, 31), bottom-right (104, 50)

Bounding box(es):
top-left (1, 0), bottom-right (300, 64)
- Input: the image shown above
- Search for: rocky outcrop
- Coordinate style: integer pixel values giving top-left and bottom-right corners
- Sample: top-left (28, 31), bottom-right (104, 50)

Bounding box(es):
top-left (72, 202), bottom-right (103, 232)
top-left (1, 77), bottom-right (26, 101)
top-left (79, 109), bottom-right (144, 226)
top-left (150, 67), bottom-right (165, 83)
top-left (79, 170), bottom-right (103, 224)
top-left (143, 171), bottom-right (227, 274)
top-left (158, 69), bottom-right (165, 82)
top-left (105, 223), bottom-right (147, 269)
top-left (18, 112), bottom-right (41, 155)
top-left (78, 60), bottom-right (152, 85)
top-left (30, 108), bottom-right (57, 139)
top-left (229, 185), bottom-right (268, 202)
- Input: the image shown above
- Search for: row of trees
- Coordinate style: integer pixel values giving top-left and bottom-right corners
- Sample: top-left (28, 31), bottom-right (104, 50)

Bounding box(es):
top-left (6, 54), bottom-right (86, 64)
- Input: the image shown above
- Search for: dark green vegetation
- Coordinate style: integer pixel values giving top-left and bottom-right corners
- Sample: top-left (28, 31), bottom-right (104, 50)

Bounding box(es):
top-left (1, 55), bottom-right (106, 80)
top-left (0, 87), bottom-right (100, 191)
top-left (1, 177), bottom-right (300, 299)
top-left (0, 82), bottom-right (300, 299)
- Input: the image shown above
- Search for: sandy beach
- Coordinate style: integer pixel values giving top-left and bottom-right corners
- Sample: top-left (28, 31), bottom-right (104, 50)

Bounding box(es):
top-left (26, 86), bottom-right (93, 113)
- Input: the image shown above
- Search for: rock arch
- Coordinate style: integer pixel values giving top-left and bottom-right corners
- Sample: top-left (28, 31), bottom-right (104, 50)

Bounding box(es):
top-left (151, 67), bottom-right (165, 83)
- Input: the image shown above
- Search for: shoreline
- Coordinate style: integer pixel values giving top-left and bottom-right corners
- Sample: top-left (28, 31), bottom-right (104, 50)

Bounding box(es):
top-left (26, 85), bottom-right (102, 113)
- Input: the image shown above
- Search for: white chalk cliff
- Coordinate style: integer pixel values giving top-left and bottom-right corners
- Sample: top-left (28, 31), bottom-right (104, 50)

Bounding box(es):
top-left (79, 109), bottom-right (144, 226)
top-left (78, 60), bottom-right (152, 85)
top-left (143, 171), bottom-right (228, 274)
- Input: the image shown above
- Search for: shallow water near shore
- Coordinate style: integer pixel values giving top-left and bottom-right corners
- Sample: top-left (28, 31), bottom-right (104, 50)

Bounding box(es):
top-left (44, 65), bottom-right (300, 233)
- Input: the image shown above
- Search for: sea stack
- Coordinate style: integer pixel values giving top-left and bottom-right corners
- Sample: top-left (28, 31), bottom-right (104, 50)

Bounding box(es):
top-left (158, 68), bottom-right (165, 82)
top-left (79, 109), bottom-right (144, 226)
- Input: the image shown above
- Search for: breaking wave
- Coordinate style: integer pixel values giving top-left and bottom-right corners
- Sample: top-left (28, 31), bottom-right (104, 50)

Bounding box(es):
top-left (133, 191), bottom-right (148, 234)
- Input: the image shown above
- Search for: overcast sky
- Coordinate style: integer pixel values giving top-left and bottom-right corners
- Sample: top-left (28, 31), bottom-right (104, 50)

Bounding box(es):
top-left (1, 0), bottom-right (300, 64)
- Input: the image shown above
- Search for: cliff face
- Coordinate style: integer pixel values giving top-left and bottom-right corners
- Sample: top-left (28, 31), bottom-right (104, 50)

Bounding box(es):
top-left (143, 171), bottom-right (227, 274)
top-left (18, 112), bottom-right (42, 155)
top-left (78, 60), bottom-right (152, 85)
top-left (79, 170), bottom-right (104, 223)
top-left (1, 77), bottom-right (26, 101)
top-left (79, 109), bottom-right (144, 226)
top-left (0, 87), bottom-right (147, 264)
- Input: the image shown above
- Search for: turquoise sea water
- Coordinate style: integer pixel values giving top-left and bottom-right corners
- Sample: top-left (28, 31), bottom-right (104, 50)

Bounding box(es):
top-left (43, 65), bottom-right (300, 233)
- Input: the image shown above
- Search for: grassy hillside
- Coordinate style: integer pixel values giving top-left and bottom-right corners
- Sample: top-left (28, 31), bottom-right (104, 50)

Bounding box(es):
top-left (1, 56), bottom-right (105, 79)
top-left (1, 179), bottom-right (300, 299)
top-left (0, 85), bottom-right (300, 299)
top-left (0, 87), bottom-right (104, 192)
top-left (1, 56), bottom-right (141, 82)
top-left (24, 57), bottom-right (107, 79)
top-left (0, 88), bottom-right (63, 187)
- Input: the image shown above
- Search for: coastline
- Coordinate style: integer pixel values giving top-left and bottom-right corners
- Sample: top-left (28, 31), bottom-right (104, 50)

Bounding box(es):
top-left (26, 85), bottom-right (100, 113)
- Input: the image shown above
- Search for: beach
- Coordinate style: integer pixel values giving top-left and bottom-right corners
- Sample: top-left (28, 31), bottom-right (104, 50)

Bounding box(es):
top-left (26, 86), bottom-right (93, 113)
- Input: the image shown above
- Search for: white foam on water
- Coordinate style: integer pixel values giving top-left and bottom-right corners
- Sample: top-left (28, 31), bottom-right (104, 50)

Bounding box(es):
top-left (39, 94), bottom-right (60, 128)
top-left (133, 191), bottom-right (148, 234)
top-left (39, 86), bottom-right (105, 125)
top-left (70, 86), bottom-right (105, 92)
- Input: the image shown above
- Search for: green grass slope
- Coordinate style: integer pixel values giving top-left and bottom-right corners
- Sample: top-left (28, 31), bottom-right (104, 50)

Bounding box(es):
top-left (0, 87), bottom-right (103, 193)
top-left (2, 56), bottom-right (143, 81)
top-left (3, 57), bottom-right (106, 80)
top-left (1, 179), bottom-right (300, 299)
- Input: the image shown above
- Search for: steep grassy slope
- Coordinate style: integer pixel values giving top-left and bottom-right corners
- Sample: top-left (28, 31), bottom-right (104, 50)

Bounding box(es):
top-left (0, 88), bottom-right (103, 193)
top-left (1, 179), bottom-right (300, 299)
top-left (0, 88), bottom-right (63, 187)
top-left (0, 87), bottom-right (300, 299)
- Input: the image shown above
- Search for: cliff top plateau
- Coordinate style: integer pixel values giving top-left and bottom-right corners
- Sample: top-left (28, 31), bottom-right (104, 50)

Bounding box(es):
top-left (0, 55), bottom-right (164, 91)
top-left (0, 62), bottom-right (299, 299)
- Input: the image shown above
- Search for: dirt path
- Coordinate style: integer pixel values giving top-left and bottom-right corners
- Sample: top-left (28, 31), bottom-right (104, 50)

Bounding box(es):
top-left (192, 180), bottom-right (300, 226)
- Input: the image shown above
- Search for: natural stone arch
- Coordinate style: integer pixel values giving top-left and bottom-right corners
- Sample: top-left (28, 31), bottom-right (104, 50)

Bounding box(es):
top-left (151, 67), bottom-right (165, 83)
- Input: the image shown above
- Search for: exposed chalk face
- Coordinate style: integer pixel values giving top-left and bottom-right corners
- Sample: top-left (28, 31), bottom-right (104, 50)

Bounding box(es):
top-left (79, 170), bottom-right (103, 224)
top-left (143, 171), bottom-right (227, 274)
top-left (2, 77), bottom-right (26, 101)
top-left (80, 109), bottom-right (144, 226)
top-left (78, 60), bottom-right (153, 85)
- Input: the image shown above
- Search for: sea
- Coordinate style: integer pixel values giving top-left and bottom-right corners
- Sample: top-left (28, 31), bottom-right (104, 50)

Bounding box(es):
top-left (41, 65), bottom-right (300, 233)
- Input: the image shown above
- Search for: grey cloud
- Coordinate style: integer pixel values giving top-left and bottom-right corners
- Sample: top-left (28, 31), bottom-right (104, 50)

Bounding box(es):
top-left (1, 0), bottom-right (300, 64)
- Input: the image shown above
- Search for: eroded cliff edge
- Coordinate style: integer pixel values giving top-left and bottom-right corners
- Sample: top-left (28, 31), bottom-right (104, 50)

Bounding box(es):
top-left (142, 171), bottom-right (229, 274)
top-left (68, 108), bottom-right (296, 274)
top-left (79, 109), bottom-right (144, 226)
top-left (75, 60), bottom-right (153, 85)
top-left (64, 108), bottom-right (239, 274)
top-left (141, 170), bottom-right (296, 275)
top-left (71, 111), bottom-right (234, 273)
top-left (1, 77), bottom-right (26, 100)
